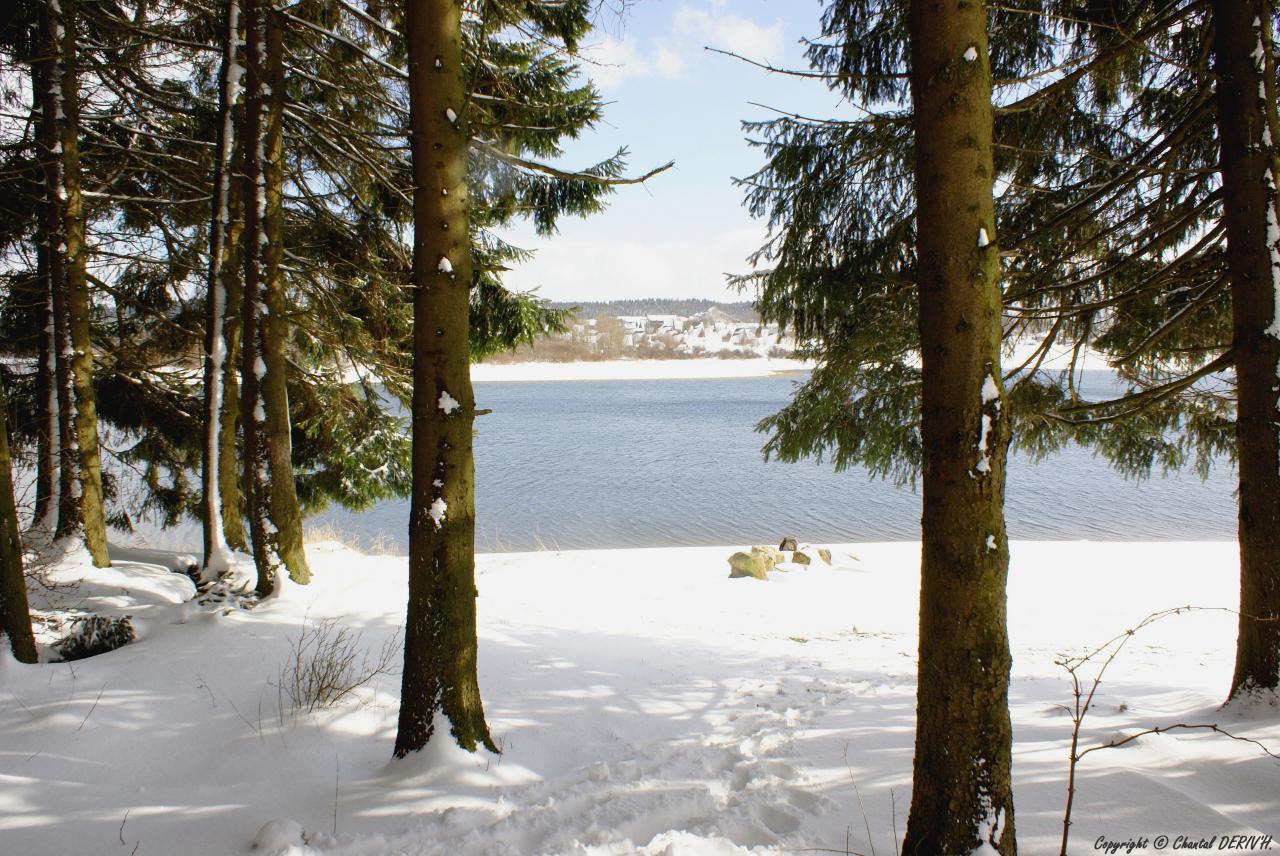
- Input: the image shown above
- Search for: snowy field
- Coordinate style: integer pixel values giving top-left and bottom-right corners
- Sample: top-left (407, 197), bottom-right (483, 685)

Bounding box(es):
top-left (463, 334), bottom-right (1112, 384)
top-left (469, 357), bottom-right (812, 383)
top-left (2, 540), bottom-right (1277, 855)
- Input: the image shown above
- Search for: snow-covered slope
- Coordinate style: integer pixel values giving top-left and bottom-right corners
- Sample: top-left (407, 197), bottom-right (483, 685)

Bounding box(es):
top-left (1, 540), bottom-right (1275, 855)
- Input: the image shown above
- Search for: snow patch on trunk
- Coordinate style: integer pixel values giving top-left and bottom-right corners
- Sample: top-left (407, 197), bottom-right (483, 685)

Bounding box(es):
top-left (429, 496), bottom-right (447, 529)
top-left (975, 372), bottom-right (1001, 476)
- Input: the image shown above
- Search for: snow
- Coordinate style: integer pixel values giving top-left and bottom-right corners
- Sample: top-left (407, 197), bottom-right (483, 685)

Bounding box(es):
top-left (964, 45), bottom-right (978, 62)
top-left (981, 373), bottom-right (1000, 404)
top-left (437, 256), bottom-right (453, 275)
top-left (253, 818), bottom-right (304, 852)
top-left (428, 496), bottom-right (447, 528)
top-left (438, 391), bottom-right (460, 414)
top-left (975, 414), bottom-right (994, 474)
top-left (1, 539), bottom-right (1275, 855)
top-left (470, 357), bottom-right (812, 384)
top-left (445, 108), bottom-right (458, 124)
top-left (978, 227), bottom-right (991, 248)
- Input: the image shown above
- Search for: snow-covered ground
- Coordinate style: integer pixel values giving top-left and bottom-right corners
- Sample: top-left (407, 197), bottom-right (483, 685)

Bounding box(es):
top-left (470, 357), bottom-right (811, 383)
top-left (464, 335), bottom-right (1111, 385)
top-left (2, 540), bottom-right (1277, 855)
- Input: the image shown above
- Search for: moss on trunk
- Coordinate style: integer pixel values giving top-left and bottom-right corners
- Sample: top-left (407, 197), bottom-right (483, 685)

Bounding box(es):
top-left (260, 5), bottom-right (310, 585)
top-left (58, 0), bottom-right (109, 568)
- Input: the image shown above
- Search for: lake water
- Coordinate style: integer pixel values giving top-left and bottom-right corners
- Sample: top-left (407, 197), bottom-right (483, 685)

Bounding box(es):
top-left (310, 373), bottom-right (1239, 553)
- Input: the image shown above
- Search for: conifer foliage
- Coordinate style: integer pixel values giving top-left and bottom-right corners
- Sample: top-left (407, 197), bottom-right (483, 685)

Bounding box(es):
top-left (0, 0), bottom-right (661, 598)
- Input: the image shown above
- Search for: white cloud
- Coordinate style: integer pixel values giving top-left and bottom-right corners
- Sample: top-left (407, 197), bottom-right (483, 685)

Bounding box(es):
top-left (500, 226), bottom-right (768, 302)
top-left (673, 5), bottom-right (785, 63)
top-left (582, 36), bottom-right (687, 89)
top-left (580, 4), bottom-right (783, 89)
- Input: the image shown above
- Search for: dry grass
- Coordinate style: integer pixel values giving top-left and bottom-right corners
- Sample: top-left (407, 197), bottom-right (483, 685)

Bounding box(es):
top-left (277, 617), bottom-right (399, 714)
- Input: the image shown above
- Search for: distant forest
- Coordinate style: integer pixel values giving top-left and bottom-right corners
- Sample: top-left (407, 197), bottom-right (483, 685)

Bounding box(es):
top-left (550, 299), bottom-right (759, 321)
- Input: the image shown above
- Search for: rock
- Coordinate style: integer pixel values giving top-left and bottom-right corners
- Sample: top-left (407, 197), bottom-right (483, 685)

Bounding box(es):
top-left (778, 537), bottom-right (798, 551)
top-left (728, 551), bottom-right (769, 580)
top-left (791, 550), bottom-right (811, 565)
top-left (752, 545), bottom-right (782, 569)
top-left (817, 548), bottom-right (833, 565)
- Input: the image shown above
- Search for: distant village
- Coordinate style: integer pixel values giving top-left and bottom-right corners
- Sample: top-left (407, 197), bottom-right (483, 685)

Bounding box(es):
top-left (491, 302), bottom-right (800, 362)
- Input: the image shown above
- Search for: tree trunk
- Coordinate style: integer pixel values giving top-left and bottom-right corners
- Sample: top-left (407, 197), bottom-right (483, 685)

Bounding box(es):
top-left (1216, 0), bottom-right (1280, 699)
top-left (201, 0), bottom-right (243, 580)
top-left (259, 5), bottom-right (311, 585)
top-left (220, 172), bottom-right (248, 554)
top-left (38, 1), bottom-right (79, 544)
top-left (58, 0), bottom-right (110, 568)
top-left (394, 0), bottom-right (495, 758)
top-left (31, 57), bottom-right (58, 540)
top-left (901, 3), bottom-right (1016, 853)
top-left (241, 0), bottom-right (275, 594)
top-left (0, 378), bottom-right (38, 664)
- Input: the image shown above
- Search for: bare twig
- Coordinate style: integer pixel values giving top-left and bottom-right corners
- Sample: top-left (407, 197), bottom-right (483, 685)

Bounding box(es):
top-left (1056, 606), bottom-right (1280, 856)
top-left (78, 683), bottom-right (107, 731)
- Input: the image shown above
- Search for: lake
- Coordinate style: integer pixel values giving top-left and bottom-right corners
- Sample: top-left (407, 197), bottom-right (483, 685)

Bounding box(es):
top-left (309, 373), bottom-right (1239, 553)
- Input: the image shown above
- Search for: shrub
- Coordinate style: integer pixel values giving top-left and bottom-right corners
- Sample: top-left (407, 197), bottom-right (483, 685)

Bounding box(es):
top-left (278, 617), bottom-right (397, 713)
top-left (57, 615), bottom-right (136, 661)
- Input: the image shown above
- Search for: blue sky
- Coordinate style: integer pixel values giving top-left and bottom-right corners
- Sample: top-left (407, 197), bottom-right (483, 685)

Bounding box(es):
top-left (498, 0), bottom-right (849, 302)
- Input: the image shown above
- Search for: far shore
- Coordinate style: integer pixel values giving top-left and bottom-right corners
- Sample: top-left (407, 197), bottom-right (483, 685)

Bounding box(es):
top-left (469, 356), bottom-right (813, 383)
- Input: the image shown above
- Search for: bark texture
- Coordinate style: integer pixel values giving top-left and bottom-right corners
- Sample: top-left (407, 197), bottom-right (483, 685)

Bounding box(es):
top-left (0, 379), bottom-right (38, 664)
top-left (241, 0), bottom-right (275, 594)
top-left (901, 2), bottom-right (1016, 853)
top-left (394, 0), bottom-right (495, 758)
top-left (219, 179), bottom-right (248, 554)
top-left (31, 58), bottom-right (57, 537)
top-left (38, 1), bottom-right (79, 542)
top-left (1215, 0), bottom-right (1280, 698)
top-left (58, 0), bottom-right (110, 567)
top-left (201, 0), bottom-right (242, 577)
top-left (260, 5), bottom-right (311, 585)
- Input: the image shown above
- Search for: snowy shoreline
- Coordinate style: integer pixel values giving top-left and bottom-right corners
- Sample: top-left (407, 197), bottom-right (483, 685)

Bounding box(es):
top-left (3, 538), bottom-right (1276, 855)
top-left (470, 356), bottom-right (813, 383)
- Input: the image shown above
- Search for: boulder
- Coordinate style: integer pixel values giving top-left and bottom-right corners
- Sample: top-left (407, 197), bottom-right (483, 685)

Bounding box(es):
top-left (778, 537), bottom-right (798, 551)
top-left (728, 551), bottom-right (769, 580)
top-left (752, 545), bottom-right (782, 569)
top-left (791, 550), bottom-right (811, 566)
top-left (817, 548), bottom-right (833, 565)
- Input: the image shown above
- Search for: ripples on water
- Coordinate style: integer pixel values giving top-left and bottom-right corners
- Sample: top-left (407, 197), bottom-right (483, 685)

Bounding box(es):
top-left (311, 373), bottom-right (1238, 553)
